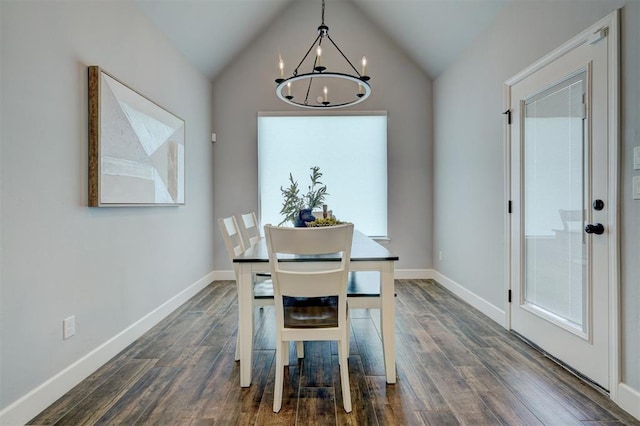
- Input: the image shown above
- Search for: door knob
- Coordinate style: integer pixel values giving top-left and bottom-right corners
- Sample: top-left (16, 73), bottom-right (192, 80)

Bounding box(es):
top-left (584, 223), bottom-right (605, 235)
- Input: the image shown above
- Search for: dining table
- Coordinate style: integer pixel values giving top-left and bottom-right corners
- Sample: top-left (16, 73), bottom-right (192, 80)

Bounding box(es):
top-left (233, 229), bottom-right (399, 387)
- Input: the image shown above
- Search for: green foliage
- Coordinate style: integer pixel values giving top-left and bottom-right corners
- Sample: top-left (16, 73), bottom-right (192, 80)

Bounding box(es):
top-left (305, 166), bottom-right (328, 210)
top-left (278, 166), bottom-right (329, 226)
top-left (305, 217), bottom-right (345, 227)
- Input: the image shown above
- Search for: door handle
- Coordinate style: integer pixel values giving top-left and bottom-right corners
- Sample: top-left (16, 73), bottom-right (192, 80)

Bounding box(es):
top-left (584, 223), bottom-right (605, 235)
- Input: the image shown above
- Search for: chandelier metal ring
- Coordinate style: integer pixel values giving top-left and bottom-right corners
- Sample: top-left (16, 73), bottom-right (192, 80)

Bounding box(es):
top-left (275, 73), bottom-right (371, 109)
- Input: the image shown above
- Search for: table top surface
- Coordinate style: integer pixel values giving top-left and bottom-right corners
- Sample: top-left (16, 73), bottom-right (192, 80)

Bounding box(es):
top-left (233, 230), bottom-right (399, 263)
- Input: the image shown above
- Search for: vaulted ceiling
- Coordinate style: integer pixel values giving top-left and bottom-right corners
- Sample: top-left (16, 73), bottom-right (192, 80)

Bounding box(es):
top-left (134, 0), bottom-right (509, 81)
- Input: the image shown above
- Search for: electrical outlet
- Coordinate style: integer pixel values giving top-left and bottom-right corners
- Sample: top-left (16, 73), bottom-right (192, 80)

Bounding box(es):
top-left (439, 251), bottom-right (443, 261)
top-left (63, 315), bottom-right (75, 340)
top-left (633, 176), bottom-right (640, 200)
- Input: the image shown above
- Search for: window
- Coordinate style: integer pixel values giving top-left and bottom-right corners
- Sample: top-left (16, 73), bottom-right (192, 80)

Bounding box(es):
top-left (258, 112), bottom-right (387, 237)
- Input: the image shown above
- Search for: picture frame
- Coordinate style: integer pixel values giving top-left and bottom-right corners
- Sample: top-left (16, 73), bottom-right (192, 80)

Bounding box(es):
top-left (88, 66), bottom-right (185, 207)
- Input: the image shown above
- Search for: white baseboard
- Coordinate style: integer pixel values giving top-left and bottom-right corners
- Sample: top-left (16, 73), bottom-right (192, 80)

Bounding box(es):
top-left (430, 269), bottom-right (506, 326)
top-left (0, 271), bottom-right (215, 426)
top-left (617, 382), bottom-right (640, 421)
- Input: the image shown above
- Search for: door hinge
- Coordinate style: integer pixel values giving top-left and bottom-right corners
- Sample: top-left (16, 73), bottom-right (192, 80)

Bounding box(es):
top-left (508, 200), bottom-right (512, 214)
top-left (588, 28), bottom-right (608, 45)
top-left (508, 289), bottom-right (512, 303)
top-left (503, 109), bottom-right (511, 125)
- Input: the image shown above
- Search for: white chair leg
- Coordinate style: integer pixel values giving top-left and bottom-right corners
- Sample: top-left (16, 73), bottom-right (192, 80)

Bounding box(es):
top-left (346, 313), bottom-right (351, 360)
top-left (273, 341), bottom-right (286, 413)
top-left (296, 341), bottom-right (304, 359)
top-left (235, 282), bottom-right (241, 361)
top-left (234, 333), bottom-right (240, 361)
top-left (284, 342), bottom-right (290, 366)
top-left (339, 338), bottom-right (352, 413)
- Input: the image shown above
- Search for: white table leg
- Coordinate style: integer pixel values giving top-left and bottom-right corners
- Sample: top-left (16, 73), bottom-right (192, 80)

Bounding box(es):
top-left (380, 262), bottom-right (396, 384)
top-left (237, 264), bottom-right (253, 387)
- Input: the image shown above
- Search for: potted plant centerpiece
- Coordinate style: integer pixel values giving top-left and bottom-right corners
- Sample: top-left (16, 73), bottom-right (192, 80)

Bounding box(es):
top-left (279, 166), bottom-right (328, 227)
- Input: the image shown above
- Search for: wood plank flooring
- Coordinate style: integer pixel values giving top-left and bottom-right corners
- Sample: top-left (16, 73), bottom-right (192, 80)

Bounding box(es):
top-left (29, 279), bottom-right (639, 425)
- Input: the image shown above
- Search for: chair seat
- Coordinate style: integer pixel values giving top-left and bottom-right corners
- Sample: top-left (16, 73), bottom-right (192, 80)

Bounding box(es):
top-left (284, 304), bottom-right (338, 328)
top-left (282, 296), bottom-right (338, 328)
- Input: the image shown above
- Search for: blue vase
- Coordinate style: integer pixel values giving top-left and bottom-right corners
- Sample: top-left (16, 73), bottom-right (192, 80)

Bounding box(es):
top-left (294, 208), bottom-right (315, 227)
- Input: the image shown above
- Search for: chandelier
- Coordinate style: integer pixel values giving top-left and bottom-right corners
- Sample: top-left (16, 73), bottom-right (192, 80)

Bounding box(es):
top-left (274, 0), bottom-right (371, 109)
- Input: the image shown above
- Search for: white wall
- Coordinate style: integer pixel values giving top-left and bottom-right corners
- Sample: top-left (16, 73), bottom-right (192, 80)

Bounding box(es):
top-left (212, 0), bottom-right (433, 274)
top-left (0, 1), bottom-right (215, 421)
top-left (434, 0), bottom-right (639, 408)
top-left (618, 0), bottom-right (640, 398)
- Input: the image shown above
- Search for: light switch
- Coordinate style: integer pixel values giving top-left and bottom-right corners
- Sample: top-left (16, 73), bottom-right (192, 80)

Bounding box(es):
top-left (634, 176), bottom-right (640, 200)
top-left (634, 146), bottom-right (640, 170)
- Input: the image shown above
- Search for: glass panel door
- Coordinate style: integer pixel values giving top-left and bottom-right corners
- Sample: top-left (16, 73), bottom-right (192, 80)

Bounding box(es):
top-left (509, 19), bottom-right (613, 389)
top-left (522, 72), bottom-right (587, 336)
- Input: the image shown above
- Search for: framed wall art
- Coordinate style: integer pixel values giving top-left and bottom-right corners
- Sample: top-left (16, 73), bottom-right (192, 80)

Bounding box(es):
top-left (88, 66), bottom-right (185, 206)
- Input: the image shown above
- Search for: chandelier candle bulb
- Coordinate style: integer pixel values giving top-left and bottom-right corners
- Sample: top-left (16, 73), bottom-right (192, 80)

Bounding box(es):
top-left (287, 82), bottom-right (292, 98)
top-left (362, 56), bottom-right (367, 75)
top-left (275, 56), bottom-right (285, 84)
top-left (324, 86), bottom-right (328, 102)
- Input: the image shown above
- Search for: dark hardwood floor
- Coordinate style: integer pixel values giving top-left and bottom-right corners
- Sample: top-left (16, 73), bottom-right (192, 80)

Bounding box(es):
top-left (29, 279), bottom-right (639, 425)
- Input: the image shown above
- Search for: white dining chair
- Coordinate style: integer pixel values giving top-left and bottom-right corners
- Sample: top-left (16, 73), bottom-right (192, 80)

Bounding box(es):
top-left (264, 223), bottom-right (354, 413)
top-left (219, 215), bottom-right (274, 307)
top-left (218, 216), bottom-right (275, 361)
top-left (238, 211), bottom-right (273, 284)
top-left (238, 211), bottom-right (262, 247)
top-left (218, 215), bottom-right (303, 363)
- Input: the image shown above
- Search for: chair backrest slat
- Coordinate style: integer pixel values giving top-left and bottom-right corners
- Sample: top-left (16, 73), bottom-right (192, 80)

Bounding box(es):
top-left (275, 270), bottom-right (344, 298)
top-left (218, 216), bottom-right (246, 262)
top-left (239, 212), bottom-right (262, 247)
top-left (264, 224), bottom-right (353, 301)
top-left (266, 225), bottom-right (351, 256)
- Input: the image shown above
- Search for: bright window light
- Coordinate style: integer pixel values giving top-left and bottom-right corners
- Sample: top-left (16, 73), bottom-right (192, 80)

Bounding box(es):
top-left (258, 112), bottom-right (387, 237)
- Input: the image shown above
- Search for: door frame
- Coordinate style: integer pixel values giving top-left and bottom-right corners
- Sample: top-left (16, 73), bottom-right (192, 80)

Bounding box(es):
top-left (503, 10), bottom-right (619, 398)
